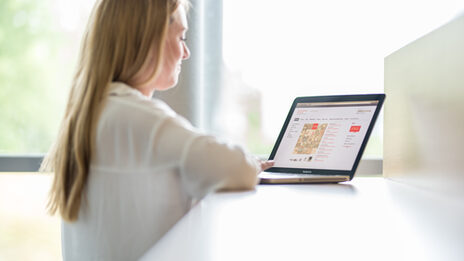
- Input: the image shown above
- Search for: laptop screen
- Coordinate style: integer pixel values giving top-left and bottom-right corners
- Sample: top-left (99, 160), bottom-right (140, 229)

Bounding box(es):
top-left (272, 100), bottom-right (379, 171)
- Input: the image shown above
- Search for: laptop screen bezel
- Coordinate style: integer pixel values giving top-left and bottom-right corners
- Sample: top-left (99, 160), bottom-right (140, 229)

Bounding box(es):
top-left (266, 93), bottom-right (386, 180)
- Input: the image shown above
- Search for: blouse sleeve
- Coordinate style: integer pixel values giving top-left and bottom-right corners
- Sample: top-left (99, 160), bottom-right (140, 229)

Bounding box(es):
top-left (153, 116), bottom-right (260, 199)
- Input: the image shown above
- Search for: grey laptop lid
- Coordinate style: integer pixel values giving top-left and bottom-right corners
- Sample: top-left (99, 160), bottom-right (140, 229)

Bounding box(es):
top-left (259, 94), bottom-right (385, 184)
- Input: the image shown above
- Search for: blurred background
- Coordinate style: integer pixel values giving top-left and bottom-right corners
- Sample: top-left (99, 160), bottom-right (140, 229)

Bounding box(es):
top-left (1, 0), bottom-right (463, 259)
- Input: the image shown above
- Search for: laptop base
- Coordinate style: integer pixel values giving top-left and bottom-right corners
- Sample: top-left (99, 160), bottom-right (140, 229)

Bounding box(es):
top-left (259, 172), bottom-right (349, 184)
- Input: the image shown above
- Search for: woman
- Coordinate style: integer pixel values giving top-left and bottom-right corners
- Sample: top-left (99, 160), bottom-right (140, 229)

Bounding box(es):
top-left (41, 0), bottom-right (273, 260)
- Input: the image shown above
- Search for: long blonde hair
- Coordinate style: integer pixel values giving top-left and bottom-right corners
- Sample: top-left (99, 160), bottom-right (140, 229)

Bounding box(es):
top-left (41, 0), bottom-right (188, 222)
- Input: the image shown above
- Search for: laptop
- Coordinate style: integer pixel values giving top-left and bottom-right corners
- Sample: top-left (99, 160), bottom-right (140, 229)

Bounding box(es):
top-left (259, 94), bottom-right (385, 184)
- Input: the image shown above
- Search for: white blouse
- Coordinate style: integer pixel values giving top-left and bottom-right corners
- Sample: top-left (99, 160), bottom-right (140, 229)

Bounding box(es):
top-left (62, 82), bottom-right (260, 261)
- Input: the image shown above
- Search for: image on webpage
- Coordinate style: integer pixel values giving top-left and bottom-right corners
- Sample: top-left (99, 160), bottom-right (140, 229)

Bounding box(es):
top-left (273, 101), bottom-right (378, 171)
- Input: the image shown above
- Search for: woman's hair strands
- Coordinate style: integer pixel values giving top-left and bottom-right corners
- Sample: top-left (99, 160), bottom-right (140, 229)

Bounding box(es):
top-left (41, 0), bottom-right (188, 222)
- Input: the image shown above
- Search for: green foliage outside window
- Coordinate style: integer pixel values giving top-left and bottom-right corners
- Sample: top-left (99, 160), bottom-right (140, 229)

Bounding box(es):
top-left (0, 0), bottom-right (73, 154)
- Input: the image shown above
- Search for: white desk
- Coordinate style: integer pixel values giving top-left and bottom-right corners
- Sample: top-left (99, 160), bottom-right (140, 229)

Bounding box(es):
top-left (141, 177), bottom-right (464, 261)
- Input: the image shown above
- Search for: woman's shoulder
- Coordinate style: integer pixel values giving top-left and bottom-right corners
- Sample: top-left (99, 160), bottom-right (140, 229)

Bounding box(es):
top-left (105, 82), bottom-right (176, 118)
top-left (101, 82), bottom-right (196, 134)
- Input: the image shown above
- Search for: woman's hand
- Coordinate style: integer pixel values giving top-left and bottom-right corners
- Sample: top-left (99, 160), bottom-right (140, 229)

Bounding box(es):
top-left (260, 160), bottom-right (275, 172)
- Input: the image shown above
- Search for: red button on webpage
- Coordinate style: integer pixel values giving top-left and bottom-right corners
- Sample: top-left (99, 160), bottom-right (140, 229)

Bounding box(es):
top-left (350, 126), bottom-right (361, 132)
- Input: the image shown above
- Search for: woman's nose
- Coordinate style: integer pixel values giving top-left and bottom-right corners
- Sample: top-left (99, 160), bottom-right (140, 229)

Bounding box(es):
top-left (182, 42), bottom-right (190, 60)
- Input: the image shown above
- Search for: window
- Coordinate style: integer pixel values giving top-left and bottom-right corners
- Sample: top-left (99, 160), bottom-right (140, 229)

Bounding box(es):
top-left (213, 0), bottom-right (464, 158)
top-left (2, 0), bottom-right (462, 160)
top-left (0, 0), bottom-right (94, 155)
